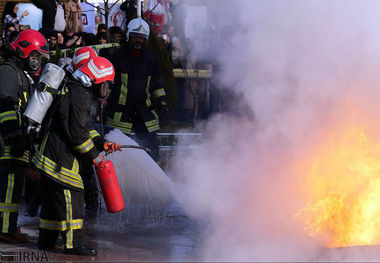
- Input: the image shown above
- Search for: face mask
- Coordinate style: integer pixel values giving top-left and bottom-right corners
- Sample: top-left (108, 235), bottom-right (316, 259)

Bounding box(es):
top-left (94, 81), bottom-right (111, 99)
top-left (28, 52), bottom-right (43, 71)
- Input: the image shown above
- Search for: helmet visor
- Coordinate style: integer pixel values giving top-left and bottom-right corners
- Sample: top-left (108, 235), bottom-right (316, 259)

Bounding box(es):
top-left (38, 42), bottom-right (50, 60)
top-left (130, 32), bottom-right (148, 40)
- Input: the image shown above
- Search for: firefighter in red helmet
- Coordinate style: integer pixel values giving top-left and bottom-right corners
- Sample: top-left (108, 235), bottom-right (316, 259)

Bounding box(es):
top-left (0, 29), bottom-right (49, 243)
top-left (66, 46), bottom-right (103, 223)
top-left (32, 56), bottom-right (119, 256)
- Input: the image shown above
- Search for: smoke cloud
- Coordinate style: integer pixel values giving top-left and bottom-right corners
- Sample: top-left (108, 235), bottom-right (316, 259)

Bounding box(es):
top-left (169, 0), bottom-right (380, 261)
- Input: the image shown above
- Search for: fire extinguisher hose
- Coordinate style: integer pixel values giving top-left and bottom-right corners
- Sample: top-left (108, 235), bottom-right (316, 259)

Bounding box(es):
top-left (118, 145), bottom-right (151, 152)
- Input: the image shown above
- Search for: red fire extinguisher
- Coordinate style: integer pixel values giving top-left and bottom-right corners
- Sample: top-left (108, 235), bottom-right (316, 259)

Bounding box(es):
top-left (95, 158), bottom-right (125, 213)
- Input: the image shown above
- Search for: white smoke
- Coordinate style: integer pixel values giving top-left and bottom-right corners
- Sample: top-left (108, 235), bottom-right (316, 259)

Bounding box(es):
top-left (169, 0), bottom-right (380, 261)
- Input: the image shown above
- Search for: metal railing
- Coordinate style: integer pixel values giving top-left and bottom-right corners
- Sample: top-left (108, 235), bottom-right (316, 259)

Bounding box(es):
top-left (50, 43), bottom-right (120, 57)
top-left (50, 43), bottom-right (212, 78)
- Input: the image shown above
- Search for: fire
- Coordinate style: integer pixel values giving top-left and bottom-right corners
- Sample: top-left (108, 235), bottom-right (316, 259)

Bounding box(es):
top-left (294, 116), bottom-right (380, 248)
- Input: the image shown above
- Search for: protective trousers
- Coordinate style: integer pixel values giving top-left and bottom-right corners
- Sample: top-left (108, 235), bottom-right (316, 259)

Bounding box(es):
top-left (0, 165), bottom-right (24, 234)
top-left (38, 176), bottom-right (84, 250)
top-left (134, 112), bottom-right (160, 162)
top-left (80, 158), bottom-right (99, 222)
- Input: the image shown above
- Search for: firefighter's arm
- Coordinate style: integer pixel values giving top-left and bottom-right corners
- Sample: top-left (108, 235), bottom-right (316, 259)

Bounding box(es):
top-left (69, 92), bottom-right (99, 161)
top-left (89, 129), bottom-right (103, 152)
top-left (0, 68), bottom-right (24, 140)
top-left (89, 130), bottom-right (120, 154)
top-left (150, 59), bottom-right (168, 121)
top-left (150, 58), bottom-right (167, 103)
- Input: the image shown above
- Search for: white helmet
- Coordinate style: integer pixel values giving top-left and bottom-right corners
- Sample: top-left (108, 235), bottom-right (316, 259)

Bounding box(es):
top-left (126, 18), bottom-right (150, 41)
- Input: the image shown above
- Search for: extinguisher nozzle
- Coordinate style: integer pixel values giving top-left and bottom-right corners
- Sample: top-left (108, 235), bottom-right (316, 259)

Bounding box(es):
top-left (119, 145), bottom-right (151, 152)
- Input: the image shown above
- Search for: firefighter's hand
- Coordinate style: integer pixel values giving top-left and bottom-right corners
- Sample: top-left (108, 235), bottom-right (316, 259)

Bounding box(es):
top-left (157, 101), bottom-right (169, 121)
top-left (93, 156), bottom-right (102, 166)
top-left (103, 142), bottom-right (121, 153)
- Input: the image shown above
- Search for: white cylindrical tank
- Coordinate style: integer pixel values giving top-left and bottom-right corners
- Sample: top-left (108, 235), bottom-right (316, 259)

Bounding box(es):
top-left (24, 63), bottom-right (66, 124)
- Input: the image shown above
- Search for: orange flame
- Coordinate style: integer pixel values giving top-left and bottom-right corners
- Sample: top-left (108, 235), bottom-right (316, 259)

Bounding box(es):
top-left (294, 115), bottom-right (380, 248)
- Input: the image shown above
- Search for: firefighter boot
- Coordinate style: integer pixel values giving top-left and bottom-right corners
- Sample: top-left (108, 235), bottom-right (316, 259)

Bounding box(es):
top-left (0, 227), bottom-right (29, 243)
top-left (63, 246), bottom-right (97, 256)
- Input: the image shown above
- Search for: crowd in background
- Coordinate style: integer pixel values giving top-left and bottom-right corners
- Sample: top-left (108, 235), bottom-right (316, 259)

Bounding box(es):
top-left (0, 0), bottom-right (236, 124)
top-left (0, 0), bottom-right (245, 254)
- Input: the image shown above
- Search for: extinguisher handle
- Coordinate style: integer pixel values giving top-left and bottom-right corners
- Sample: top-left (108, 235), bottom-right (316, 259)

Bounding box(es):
top-left (93, 155), bottom-right (104, 166)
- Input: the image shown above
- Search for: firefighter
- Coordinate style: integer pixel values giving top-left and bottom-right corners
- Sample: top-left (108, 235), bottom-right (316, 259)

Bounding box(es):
top-left (36, 47), bottom-right (102, 222)
top-left (32, 56), bottom-right (119, 256)
top-left (0, 29), bottom-right (49, 243)
top-left (106, 18), bottom-right (168, 162)
top-left (68, 47), bottom-right (102, 222)
top-left (25, 48), bottom-right (98, 218)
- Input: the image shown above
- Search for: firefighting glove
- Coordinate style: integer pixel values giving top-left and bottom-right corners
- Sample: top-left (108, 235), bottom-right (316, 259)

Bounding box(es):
top-left (103, 142), bottom-right (121, 154)
top-left (157, 101), bottom-right (169, 122)
top-left (9, 136), bottom-right (29, 158)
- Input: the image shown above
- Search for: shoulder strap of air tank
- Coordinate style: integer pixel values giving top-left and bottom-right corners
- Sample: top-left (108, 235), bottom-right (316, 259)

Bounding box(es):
top-left (4, 62), bottom-right (22, 92)
top-left (39, 76), bottom-right (68, 138)
top-left (4, 62), bottom-right (26, 107)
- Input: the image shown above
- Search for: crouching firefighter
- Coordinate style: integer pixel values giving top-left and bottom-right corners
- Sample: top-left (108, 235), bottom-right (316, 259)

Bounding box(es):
top-left (32, 56), bottom-right (119, 256)
top-left (0, 29), bottom-right (49, 243)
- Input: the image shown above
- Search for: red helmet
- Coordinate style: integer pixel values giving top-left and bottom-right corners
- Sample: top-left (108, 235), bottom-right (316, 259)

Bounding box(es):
top-left (10, 29), bottom-right (49, 59)
top-left (71, 46), bottom-right (97, 70)
top-left (73, 57), bottom-right (115, 99)
top-left (78, 56), bottom-right (115, 84)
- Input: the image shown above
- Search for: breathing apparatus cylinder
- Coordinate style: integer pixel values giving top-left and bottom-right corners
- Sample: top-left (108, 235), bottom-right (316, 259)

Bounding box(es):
top-left (24, 63), bottom-right (66, 136)
top-left (95, 159), bottom-right (125, 213)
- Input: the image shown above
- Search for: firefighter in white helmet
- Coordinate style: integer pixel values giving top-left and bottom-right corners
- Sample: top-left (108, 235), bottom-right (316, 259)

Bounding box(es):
top-left (106, 18), bottom-right (168, 162)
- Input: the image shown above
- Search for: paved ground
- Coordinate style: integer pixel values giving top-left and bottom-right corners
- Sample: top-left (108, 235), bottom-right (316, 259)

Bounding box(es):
top-left (0, 206), bottom-right (201, 262)
top-left (0, 130), bottom-right (203, 262)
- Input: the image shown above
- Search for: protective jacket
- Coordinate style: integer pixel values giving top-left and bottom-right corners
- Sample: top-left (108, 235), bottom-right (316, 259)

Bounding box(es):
top-left (0, 58), bottom-right (32, 165)
top-left (106, 46), bottom-right (166, 135)
top-left (32, 78), bottom-right (103, 191)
